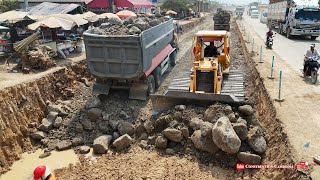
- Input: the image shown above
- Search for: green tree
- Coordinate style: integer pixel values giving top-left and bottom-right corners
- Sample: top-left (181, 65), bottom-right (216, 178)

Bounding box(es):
top-left (162, 0), bottom-right (189, 13)
top-left (0, 0), bottom-right (19, 13)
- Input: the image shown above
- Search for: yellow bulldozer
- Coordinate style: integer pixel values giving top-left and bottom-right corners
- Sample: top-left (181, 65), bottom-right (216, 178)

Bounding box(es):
top-left (151, 30), bottom-right (245, 112)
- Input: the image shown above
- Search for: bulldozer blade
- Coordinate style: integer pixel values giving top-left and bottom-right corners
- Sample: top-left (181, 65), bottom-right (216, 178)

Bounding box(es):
top-left (93, 82), bottom-right (110, 95)
top-left (129, 83), bottom-right (148, 100)
top-left (150, 91), bottom-right (244, 113)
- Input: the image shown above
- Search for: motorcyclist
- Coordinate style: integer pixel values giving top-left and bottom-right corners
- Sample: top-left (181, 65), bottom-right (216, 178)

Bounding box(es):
top-left (303, 44), bottom-right (319, 73)
top-left (266, 27), bottom-right (274, 44)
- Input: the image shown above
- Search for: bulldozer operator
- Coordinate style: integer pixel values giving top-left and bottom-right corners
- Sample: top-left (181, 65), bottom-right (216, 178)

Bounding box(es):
top-left (204, 41), bottom-right (222, 57)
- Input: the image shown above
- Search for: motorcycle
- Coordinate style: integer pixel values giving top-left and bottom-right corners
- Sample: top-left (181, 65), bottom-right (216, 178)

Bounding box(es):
top-left (304, 56), bottom-right (319, 84)
top-left (266, 36), bottom-right (274, 49)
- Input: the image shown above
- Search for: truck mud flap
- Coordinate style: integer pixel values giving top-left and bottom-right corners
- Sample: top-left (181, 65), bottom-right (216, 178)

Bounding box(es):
top-left (129, 83), bottom-right (148, 100)
top-left (93, 82), bottom-right (110, 95)
top-left (150, 91), bottom-right (244, 113)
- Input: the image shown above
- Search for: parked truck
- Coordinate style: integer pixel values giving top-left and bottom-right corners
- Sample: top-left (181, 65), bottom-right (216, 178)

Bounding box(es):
top-left (268, 0), bottom-right (320, 40)
top-left (248, 2), bottom-right (259, 16)
top-left (213, 10), bottom-right (231, 31)
top-left (83, 19), bottom-right (177, 100)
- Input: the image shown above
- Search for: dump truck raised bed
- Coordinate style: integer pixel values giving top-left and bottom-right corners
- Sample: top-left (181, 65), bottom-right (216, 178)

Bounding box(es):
top-left (83, 19), bottom-right (177, 100)
top-left (268, 0), bottom-right (320, 40)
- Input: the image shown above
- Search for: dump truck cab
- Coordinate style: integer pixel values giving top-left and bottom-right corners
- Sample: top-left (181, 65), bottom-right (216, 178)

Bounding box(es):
top-left (191, 30), bottom-right (231, 94)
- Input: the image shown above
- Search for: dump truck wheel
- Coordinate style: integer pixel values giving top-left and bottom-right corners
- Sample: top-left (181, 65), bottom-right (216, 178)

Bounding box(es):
top-left (170, 51), bottom-right (177, 66)
top-left (147, 75), bottom-right (156, 95)
top-left (286, 28), bottom-right (292, 39)
top-left (311, 36), bottom-right (318, 40)
top-left (153, 67), bottom-right (162, 88)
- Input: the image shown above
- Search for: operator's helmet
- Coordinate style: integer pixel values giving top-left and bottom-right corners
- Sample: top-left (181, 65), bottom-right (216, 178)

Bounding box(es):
top-left (310, 44), bottom-right (315, 48)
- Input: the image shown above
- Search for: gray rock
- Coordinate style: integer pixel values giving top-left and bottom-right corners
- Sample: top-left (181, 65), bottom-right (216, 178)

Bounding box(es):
top-left (118, 122), bottom-right (134, 136)
top-left (235, 112), bottom-right (240, 118)
top-left (149, 19), bottom-right (161, 27)
top-left (155, 136), bottom-right (168, 149)
top-left (139, 140), bottom-right (148, 149)
top-left (86, 96), bottom-right (101, 109)
top-left (56, 140), bottom-right (72, 151)
top-left (314, 155), bottom-right (320, 165)
top-left (113, 132), bottom-right (120, 140)
top-left (224, 105), bottom-right (233, 115)
top-left (47, 111), bottom-right (58, 121)
top-left (41, 138), bottom-right (49, 146)
top-left (134, 124), bottom-right (146, 137)
top-left (113, 134), bottom-right (133, 150)
top-left (102, 112), bottom-right (110, 121)
top-left (124, 16), bottom-right (136, 25)
top-left (80, 77), bottom-right (90, 87)
top-left (75, 123), bottom-right (84, 133)
top-left (39, 152), bottom-right (51, 159)
top-left (233, 123), bottom-right (248, 141)
top-left (134, 19), bottom-right (150, 31)
top-left (53, 117), bottom-right (63, 128)
top-left (119, 111), bottom-right (130, 120)
top-left (38, 118), bottom-right (53, 132)
top-left (144, 120), bottom-right (154, 133)
top-left (175, 105), bottom-right (186, 111)
top-left (189, 117), bottom-right (203, 131)
top-left (128, 26), bottom-right (141, 35)
top-left (93, 135), bottom-right (113, 154)
top-left (237, 152), bottom-right (262, 164)
top-left (109, 119), bottom-right (121, 130)
top-left (212, 117), bottom-right (241, 154)
top-left (165, 148), bottom-right (175, 155)
top-left (191, 130), bottom-right (220, 154)
top-left (239, 105), bottom-right (254, 116)
top-left (79, 146), bottom-right (91, 154)
top-left (247, 127), bottom-right (267, 153)
top-left (204, 104), bottom-right (225, 122)
top-left (109, 17), bottom-right (122, 25)
top-left (147, 135), bottom-right (156, 145)
top-left (200, 121), bottom-right (213, 138)
top-left (237, 117), bottom-right (247, 125)
top-left (227, 113), bottom-right (237, 123)
top-left (71, 137), bottom-right (84, 146)
top-left (81, 119), bottom-right (93, 131)
top-left (31, 131), bottom-right (47, 140)
top-left (87, 108), bottom-right (102, 121)
top-left (162, 128), bottom-right (183, 142)
top-left (98, 122), bottom-right (111, 133)
top-left (168, 120), bottom-right (179, 128)
top-left (181, 127), bottom-right (189, 138)
top-left (47, 103), bottom-right (68, 116)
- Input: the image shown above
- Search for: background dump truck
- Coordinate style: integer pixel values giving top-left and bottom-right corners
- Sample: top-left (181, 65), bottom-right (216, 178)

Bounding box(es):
top-left (83, 19), bottom-right (177, 100)
top-left (248, 2), bottom-right (259, 15)
top-left (213, 10), bottom-right (231, 31)
top-left (268, 0), bottom-right (320, 40)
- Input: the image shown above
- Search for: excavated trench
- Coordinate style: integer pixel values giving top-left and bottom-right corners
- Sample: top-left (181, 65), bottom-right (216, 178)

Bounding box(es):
top-left (0, 17), bottom-right (310, 179)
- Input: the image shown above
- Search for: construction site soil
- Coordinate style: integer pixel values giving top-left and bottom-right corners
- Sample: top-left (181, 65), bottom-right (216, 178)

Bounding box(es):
top-left (0, 17), bottom-right (310, 179)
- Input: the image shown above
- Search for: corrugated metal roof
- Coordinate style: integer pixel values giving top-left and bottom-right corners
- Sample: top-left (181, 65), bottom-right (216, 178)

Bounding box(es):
top-left (18, 0), bottom-right (93, 4)
top-left (27, 2), bottom-right (80, 15)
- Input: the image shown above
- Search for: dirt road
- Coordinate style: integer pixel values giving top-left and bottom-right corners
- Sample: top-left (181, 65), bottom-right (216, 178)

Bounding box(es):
top-left (239, 18), bottom-right (320, 179)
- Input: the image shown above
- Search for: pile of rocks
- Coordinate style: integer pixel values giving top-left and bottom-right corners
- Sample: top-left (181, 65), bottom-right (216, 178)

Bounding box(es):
top-left (90, 16), bottom-right (167, 36)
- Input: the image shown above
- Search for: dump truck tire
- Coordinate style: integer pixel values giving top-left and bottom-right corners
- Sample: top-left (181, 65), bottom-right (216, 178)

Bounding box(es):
top-left (153, 67), bottom-right (162, 88)
top-left (147, 75), bottom-right (156, 95)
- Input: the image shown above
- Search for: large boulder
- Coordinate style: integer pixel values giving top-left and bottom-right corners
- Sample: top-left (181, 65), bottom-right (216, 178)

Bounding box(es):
top-left (200, 121), bottom-right (213, 138)
top-left (133, 18), bottom-right (150, 31)
top-left (31, 131), bottom-right (47, 140)
top-left (204, 104), bottom-right (225, 122)
top-left (87, 108), bottom-right (102, 121)
top-left (233, 123), bottom-right (248, 141)
top-left (212, 117), bottom-right (241, 154)
top-left (247, 127), bottom-right (267, 153)
top-left (189, 117), bottom-right (203, 131)
top-left (118, 122), bottom-right (134, 136)
top-left (113, 134), bottom-right (133, 150)
top-left (109, 17), bottom-right (122, 25)
top-left (191, 130), bottom-right (220, 154)
top-left (239, 105), bottom-right (254, 116)
top-left (224, 105), bottom-right (233, 115)
top-left (237, 152), bottom-right (262, 165)
top-left (227, 113), bottom-right (237, 123)
top-left (128, 26), bottom-right (141, 35)
top-left (149, 19), bottom-right (161, 27)
top-left (162, 128), bottom-right (183, 142)
top-left (93, 135), bottom-right (113, 154)
top-left (56, 140), bottom-right (72, 151)
top-left (38, 118), bottom-right (53, 132)
top-left (155, 136), bottom-right (168, 149)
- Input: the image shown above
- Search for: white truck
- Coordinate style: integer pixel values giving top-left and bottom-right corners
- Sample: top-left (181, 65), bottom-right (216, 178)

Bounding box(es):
top-left (267, 0), bottom-right (320, 40)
